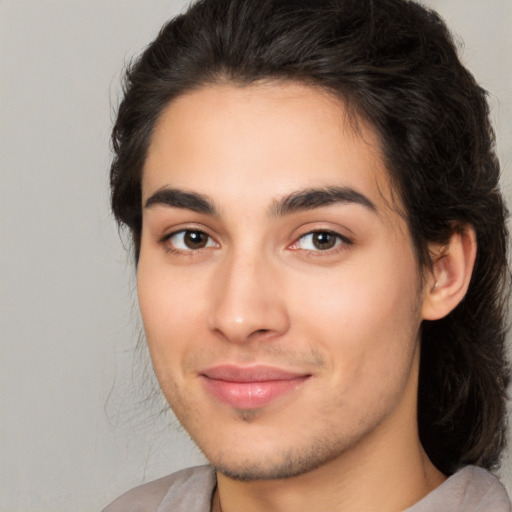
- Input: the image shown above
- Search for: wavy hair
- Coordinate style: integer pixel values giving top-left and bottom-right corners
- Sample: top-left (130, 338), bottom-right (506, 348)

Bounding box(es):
top-left (110, 0), bottom-right (510, 475)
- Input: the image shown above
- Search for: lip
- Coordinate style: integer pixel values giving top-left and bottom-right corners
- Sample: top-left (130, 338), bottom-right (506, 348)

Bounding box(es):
top-left (200, 364), bottom-right (311, 409)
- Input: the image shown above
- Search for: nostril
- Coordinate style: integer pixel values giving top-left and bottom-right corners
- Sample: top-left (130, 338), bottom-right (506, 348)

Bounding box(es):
top-left (247, 328), bottom-right (274, 340)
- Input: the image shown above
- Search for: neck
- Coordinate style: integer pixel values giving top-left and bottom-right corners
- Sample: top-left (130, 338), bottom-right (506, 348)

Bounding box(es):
top-left (214, 442), bottom-right (444, 512)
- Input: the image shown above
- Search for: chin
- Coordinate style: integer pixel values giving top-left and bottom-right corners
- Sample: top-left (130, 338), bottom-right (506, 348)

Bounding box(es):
top-left (206, 434), bottom-right (349, 482)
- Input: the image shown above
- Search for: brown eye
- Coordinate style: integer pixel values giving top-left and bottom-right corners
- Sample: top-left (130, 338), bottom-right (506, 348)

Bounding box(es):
top-left (166, 230), bottom-right (217, 251)
top-left (184, 230), bottom-right (209, 249)
top-left (293, 230), bottom-right (349, 252)
top-left (311, 232), bottom-right (337, 250)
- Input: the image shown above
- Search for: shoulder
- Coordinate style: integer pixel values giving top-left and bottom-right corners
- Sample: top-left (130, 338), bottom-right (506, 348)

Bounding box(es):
top-left (407, 466), bottom-right (511, 512)
top-left (459, 466), bottom-right (512, 511)
top-left (102, 465), bottom-right (216, 512)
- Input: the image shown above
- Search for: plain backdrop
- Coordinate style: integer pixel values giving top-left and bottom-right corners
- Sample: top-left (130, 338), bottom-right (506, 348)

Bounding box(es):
top-left (0, 1), bottom-right (511, 510)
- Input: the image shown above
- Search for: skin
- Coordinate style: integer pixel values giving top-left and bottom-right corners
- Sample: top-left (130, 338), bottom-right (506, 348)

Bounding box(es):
top-left (137, 82), bottom-right (469, 512)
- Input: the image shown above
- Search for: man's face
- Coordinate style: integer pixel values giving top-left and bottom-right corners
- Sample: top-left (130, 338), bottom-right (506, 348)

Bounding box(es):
top-left (138, 82), bottom-right (428, 480)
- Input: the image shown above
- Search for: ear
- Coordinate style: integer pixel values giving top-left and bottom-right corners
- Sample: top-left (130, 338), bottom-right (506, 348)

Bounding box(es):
top-left (421, 226), bottom-right (477, 321)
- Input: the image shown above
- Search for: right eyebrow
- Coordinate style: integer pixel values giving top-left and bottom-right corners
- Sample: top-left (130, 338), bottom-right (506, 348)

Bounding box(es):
top-left (144, 187), bottom-right (217, 215)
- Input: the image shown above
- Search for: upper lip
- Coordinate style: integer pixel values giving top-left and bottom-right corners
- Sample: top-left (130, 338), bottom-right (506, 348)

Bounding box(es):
top-left (200, 364), bottom-right (310, 382)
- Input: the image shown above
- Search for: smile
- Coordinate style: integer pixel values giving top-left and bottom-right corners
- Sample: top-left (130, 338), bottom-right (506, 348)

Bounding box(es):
top-left (200, 365), bottom-right (311, 409)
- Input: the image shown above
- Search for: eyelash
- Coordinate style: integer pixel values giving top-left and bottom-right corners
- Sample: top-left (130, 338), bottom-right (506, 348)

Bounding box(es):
top-left (160, 228), bottom-right (352, 256)
top-left (289, 230), bottom-right (352, 254)
top-left (160, 228), bottom-right (218, 255)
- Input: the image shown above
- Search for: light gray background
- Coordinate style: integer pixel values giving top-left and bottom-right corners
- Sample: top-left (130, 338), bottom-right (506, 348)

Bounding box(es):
top-left (1, 1), bottom-right (511, 511)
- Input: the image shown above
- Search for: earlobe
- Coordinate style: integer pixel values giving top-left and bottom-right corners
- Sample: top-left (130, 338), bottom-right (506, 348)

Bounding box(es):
top-left (421, 226), bottom-right (477, 321)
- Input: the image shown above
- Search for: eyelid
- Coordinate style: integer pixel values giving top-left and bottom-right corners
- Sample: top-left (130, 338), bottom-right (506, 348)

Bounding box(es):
top-left (288, 228), bottom-right (353, 252)
top-left (160, 226), bottom-right (219, 253)
top-left (159, 221), bottom-right (214, 242)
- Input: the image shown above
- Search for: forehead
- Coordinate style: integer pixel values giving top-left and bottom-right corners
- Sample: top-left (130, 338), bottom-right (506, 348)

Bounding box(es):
top-left (142, 81), bottom-right (395, 214)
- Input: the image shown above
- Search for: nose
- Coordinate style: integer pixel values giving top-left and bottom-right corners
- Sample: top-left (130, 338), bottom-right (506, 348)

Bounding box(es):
top-left (208, 251), bottom-right (290, 343)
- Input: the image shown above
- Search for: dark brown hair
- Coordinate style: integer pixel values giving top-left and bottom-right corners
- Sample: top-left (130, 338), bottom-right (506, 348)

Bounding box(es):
top-left (110, 0), bottom-right (510, 475)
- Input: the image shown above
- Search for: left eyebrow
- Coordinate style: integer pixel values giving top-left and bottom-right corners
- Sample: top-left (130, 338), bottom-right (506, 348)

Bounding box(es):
top-left (270, 186), bottom-right (377, 217)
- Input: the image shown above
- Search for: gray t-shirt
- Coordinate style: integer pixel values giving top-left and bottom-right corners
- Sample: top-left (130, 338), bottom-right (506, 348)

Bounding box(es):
top-left (103, 464), bottom-right (511, 512)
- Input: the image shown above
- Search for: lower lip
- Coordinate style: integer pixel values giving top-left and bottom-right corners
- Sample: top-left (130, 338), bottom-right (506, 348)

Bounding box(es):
top-left (201, 376), bottom-right (309, 409)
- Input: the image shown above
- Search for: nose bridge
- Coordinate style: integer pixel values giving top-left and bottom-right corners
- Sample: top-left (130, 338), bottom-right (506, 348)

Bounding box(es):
top-left (208, 246), bottom-right (288, 342)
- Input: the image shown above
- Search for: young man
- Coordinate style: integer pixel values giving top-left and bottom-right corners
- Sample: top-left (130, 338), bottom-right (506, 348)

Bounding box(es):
top-left (104, 0), bottom-right (511, 510)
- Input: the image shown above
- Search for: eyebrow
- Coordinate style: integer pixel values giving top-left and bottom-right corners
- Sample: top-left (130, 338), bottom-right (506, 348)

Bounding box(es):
top-left (270, 186), bottom-right (377, 217)
top-left (144, 185), bottom-right (377, 217)
top-left (145, 188), bottom-right (217, 215)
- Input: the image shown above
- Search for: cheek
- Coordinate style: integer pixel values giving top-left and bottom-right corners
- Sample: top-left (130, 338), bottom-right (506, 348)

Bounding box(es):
top-left (288, 248), bottom-right (421, 386)
top-left (136, 258), bottom-right (207, 364)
